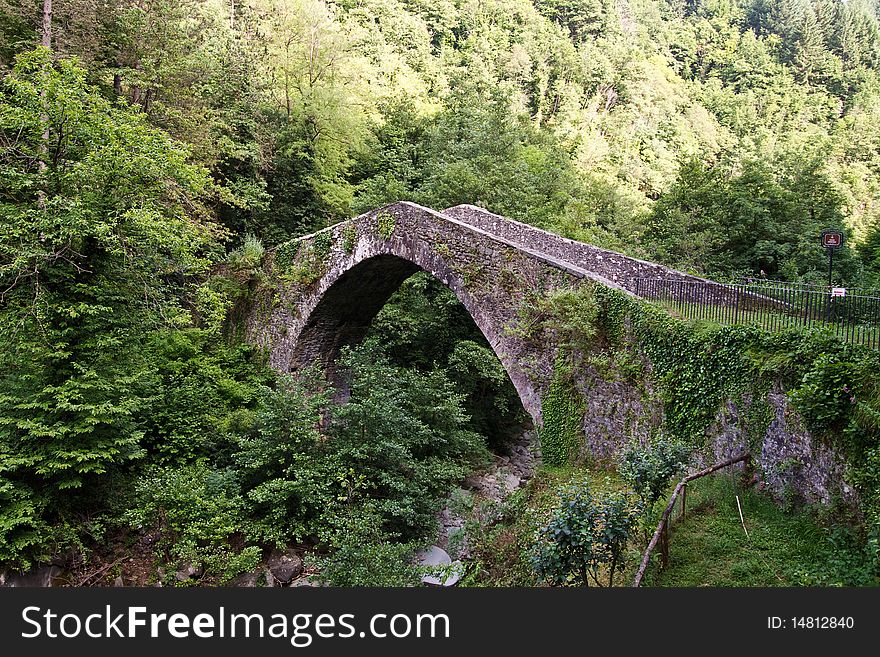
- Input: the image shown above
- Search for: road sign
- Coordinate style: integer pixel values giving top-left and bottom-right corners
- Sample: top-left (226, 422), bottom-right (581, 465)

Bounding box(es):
top-left (831, 287), bottom-right (846, 298)
top-left (821, 229), bottom-right (844, 249)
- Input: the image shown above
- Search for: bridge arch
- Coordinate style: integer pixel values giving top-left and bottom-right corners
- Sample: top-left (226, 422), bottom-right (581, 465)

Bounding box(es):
top-left (284, 222), bottom-right (542, 421)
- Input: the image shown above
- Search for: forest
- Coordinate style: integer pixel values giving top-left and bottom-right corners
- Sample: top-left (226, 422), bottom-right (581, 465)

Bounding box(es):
top-left (2, 0), bottom-right (880, 586)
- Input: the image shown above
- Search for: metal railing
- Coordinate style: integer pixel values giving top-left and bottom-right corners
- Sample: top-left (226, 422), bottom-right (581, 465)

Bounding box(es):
top-left (634, 278), bottom-right (880, 349)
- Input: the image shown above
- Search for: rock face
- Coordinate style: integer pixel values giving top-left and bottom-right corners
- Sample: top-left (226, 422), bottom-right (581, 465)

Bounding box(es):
top-left (577, 364), bottom-right (855, 508)
top-left (708, 390), bottom-right (854, 506)
top-left (0, 565), bottom-right (64, 587)
top-left (175, 563), bottom-right (204, 582)
top-left (578, 365), bottom-right (663, 463)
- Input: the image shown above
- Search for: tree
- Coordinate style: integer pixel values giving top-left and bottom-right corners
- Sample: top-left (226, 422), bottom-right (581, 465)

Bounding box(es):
top-left (648, 155), bottom-right (857, 282)
top-left (0, 49), bottom-right (221, 563)
top-left (41, 0), bottom-right (50, 47)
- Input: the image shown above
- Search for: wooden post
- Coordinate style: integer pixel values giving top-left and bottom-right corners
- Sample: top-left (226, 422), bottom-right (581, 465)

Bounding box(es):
top-left (660, 522), bottom-right (668, 568)
top-left (680, 483), bottom-right (687, 518)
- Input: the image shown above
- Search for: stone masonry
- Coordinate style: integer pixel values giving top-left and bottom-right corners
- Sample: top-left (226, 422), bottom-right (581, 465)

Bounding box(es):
top-left (243, 201), bottom-right (720, 422)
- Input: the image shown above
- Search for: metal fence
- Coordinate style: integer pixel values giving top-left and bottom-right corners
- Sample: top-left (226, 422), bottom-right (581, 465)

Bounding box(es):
top-left (633, 277), bottom-right (880, 350)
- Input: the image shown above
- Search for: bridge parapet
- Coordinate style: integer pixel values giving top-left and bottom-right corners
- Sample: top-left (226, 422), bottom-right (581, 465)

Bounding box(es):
top-left (442, 204), bottom-right (706, 292)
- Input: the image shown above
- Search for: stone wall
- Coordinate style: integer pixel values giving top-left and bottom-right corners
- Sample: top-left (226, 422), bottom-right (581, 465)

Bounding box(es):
top-left (573, 361), bottom-right (855, 507)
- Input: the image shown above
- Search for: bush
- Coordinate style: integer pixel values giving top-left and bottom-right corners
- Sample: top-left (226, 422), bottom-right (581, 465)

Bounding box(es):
top-left (123, 463), bottom-right (255, 584)
top-left (234, 345), bottom-right (491, 548)
top-left (235, 372), bottom-right (331, 546)
top-left (228, 234), bottom-right (266, 272)
top-left (323, 345), bottom-right (490, 540)
top-left (309, 507), bottom-right (423, 587)
top-left (619, 437), bottom-right (691, 514)
top-left (531, 479), bottom-right (639, 587)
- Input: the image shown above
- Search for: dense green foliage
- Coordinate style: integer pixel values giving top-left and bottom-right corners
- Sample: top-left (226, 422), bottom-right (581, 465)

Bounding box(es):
top-left (366, 272), bottom-right (526, 449)
top-left (0, 50), bottom-right (223, 564)
top-left (4, 0), bottom-right (880, 585)
top-left (538, 361), bottom-right (585, 466)
top-left (5, 1), bottom-right (880, 281)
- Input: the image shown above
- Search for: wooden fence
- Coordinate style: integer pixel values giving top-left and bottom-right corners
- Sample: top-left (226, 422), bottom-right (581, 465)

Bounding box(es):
top-left (632, 452), bottom-right (751, 587)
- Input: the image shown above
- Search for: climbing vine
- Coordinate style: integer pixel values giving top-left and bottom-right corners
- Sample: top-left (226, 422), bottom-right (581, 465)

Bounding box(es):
top-left (273, 240), bottom-right (301, 271)
top-left (269, 231), bottom-right (336, 289)
top-left (435, 242), bottom-right (453, 259)
top-left (593, 284), bottom-right (628, 347)
top-left (313, 230), bottom-right (333, 261)
top-left (529, 281), bottom-right (880, 557)
top-left (342, 224), bottom-right (357, 254)
top-left (539, 359), bottom-right (585, 467)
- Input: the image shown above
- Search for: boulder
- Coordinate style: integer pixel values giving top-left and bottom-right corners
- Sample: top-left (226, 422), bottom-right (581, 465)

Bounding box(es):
top-left (415, 546), bottom-right (461, 587)
top-left (0, 565), bottom-right (63, 587)
top-left (174, 563), bottom-right (204, 582)
top-left (267, 550), bottom-right (304, 585)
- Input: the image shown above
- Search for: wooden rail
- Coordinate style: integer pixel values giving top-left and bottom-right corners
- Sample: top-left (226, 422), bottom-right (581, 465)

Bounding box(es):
top-left (632, 452), bottom-right (751, 587)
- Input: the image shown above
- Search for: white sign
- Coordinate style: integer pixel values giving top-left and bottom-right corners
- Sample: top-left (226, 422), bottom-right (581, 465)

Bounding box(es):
top-left (831, 287), bottom-right (847, 298)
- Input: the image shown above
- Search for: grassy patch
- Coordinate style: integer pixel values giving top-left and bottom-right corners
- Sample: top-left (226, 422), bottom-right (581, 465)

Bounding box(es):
top-left (644, 473), bottom-right (866, 587)
top-left (456, 460), bottom-right (878, 587)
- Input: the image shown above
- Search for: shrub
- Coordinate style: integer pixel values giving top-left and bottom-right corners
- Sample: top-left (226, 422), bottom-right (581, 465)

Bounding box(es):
top-left (619, 437), bottom-right (691, 514)
top-left (123, 463), bottom-right (254, 584)
top-left (228, 233), bottom-right (266, 272)
top-left (309, 507), bottom-right (423, 587)
top-left (531, 479), bottom-right (639, 586)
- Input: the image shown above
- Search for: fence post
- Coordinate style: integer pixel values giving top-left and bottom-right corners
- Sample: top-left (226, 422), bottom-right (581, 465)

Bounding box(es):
top-left (660, 522), bottom-right (669, 568)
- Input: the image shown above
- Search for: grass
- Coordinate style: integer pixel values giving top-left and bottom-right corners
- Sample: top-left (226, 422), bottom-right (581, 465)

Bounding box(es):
top-left (455, 463), bottom-right (878, 587)
top-left (643, 473), bottom-right (872, 587)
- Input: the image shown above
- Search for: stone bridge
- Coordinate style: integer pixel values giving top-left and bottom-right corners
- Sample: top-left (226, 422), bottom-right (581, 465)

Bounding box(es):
top-left (241, 201), bottom-right (717, 424)
top-left (237, 201), bottom-right (855, 509)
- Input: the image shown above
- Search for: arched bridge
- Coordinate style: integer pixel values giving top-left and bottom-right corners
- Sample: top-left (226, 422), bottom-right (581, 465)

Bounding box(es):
top-left (241, 202), bottom-right (716, 423)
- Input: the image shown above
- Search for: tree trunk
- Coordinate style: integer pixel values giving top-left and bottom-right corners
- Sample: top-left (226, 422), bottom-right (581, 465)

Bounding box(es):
top-left (38, 0), bottom-right (52, 210)
top-left (42, 0), bottom-right (52, 48)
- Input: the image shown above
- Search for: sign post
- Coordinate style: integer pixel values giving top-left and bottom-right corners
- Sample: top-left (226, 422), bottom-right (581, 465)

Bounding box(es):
top-left (820, 229), bottom-right (844, 288)
top-left (820, 229), bottom-right (845, 324)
